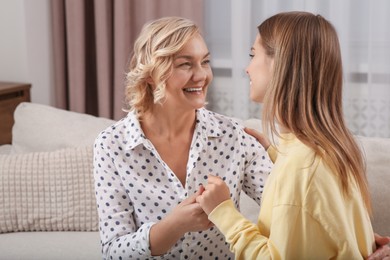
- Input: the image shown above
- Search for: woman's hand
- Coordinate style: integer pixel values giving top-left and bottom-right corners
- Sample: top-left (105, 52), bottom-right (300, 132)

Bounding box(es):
top-left (367, 233), bottom-right (390, 260)
top-left (171, 186), bottom-right (214, 233)
top-left (149, 187), bottom-right (213, 256)
top-left (196, 175), bottom-right (231, 215)
top-left (244, 127), bottom-right (271, 150)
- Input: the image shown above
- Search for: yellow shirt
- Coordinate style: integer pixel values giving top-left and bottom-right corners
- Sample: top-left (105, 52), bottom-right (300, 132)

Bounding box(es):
top-left (209, 133), bottom-right (375, 259)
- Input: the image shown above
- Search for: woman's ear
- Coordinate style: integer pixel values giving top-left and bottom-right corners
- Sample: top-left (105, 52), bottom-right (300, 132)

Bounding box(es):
top-left (146, 77), bottom-right (154, 85)
top-left (146, 77), bottom-right (157, 92)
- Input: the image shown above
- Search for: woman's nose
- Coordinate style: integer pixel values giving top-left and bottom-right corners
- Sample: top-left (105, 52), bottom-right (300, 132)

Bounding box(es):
top-left (193, 66), bottom-right (208, 82)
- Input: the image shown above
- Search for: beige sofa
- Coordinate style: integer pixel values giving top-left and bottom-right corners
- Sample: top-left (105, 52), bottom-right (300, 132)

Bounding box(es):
top-left (0, 102), bottom-right (388, 260)
top-left (0, 103), bottom-right (114, 260)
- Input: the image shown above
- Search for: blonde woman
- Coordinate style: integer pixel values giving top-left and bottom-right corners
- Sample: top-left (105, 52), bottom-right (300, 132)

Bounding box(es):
top-left (93, 17), bottom-right (272, 259)
top-left (197, 11), bottom-right (386, 259)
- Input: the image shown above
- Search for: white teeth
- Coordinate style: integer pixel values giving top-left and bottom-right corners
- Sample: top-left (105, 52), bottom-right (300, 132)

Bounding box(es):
top-left (184, 87), bottom-right (202, 92)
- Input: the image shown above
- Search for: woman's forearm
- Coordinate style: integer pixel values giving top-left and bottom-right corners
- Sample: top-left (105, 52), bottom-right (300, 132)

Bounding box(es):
top-left (149, 215), bottom-right (186, 256)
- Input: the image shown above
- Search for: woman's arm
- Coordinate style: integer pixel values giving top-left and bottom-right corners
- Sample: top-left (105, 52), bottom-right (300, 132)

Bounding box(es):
top-left (196, 175), bottom-right (273, 258)
top-left (197, 174), bottom-right (375, 259)
top-left (94, 139), bottom-right (152, 259)
top-left (241, 128), bottom-right (272, 205)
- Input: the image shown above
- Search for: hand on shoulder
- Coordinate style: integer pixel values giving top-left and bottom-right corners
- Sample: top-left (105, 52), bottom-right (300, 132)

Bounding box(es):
top-left (244, 127), bottom-right (271, 150)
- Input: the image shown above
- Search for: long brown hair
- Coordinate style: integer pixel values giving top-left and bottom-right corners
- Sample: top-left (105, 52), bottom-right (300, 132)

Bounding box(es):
top-left (259, 11), bottom-right (371, 213)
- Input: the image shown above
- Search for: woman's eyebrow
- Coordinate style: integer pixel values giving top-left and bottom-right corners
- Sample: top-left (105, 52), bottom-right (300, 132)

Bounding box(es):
top-left (175, 52), bottom-right (210, 60)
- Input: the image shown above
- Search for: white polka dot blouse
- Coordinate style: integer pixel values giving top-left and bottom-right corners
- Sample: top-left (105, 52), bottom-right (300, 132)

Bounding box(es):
top-left (93, 108), bottom-right (272, 259)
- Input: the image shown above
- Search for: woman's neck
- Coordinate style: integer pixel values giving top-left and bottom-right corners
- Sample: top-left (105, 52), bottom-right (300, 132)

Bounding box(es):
top-left (140, 107), bottom-right (197, 140)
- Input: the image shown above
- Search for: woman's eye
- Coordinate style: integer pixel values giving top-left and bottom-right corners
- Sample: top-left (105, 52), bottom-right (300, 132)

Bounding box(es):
top-left (180, 62), bottom-right (191, 67)
top-left (249, 54), bottom-right (254, 59)
top-left (202, 59), bottom-right (210, 65)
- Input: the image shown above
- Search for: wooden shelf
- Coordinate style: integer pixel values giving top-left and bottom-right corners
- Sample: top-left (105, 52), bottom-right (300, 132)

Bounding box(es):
top-left (0, 82), bottom-right (31, 145)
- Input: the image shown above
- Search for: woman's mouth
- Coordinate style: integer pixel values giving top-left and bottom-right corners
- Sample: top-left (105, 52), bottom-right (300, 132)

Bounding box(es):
top-left (183, 87), bottom-right (203, 93)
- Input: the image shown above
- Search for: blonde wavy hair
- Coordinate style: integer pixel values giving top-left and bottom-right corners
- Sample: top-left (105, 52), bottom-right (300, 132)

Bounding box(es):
top-left (125, 16), bottom-right (200, 117)
top-left (259, 11), bottom-right (371, 213)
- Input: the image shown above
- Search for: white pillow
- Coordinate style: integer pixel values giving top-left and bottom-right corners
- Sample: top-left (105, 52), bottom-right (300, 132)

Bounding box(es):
top-left (11, 102), bottom-right (115, 153)
top-left (0, 146), bottom-right (98, 233)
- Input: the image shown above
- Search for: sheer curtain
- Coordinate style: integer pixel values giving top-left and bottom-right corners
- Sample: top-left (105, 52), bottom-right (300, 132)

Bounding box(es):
top-left (204, 0), bottom-right (390, 138)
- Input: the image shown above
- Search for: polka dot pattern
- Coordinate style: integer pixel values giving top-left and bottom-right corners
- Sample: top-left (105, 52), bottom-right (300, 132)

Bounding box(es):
top-left (93, 108), bottom-right (272, 259)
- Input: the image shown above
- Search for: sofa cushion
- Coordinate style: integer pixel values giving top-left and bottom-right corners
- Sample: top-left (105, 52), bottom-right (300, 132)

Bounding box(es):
top-left (11, 102), bottom-right (115, 153)
top-left (0, 231), bottom-right (101, 260)
top-left (357, 136), bottom-right (390, 235)
top-left (0, 146), bottom-right (98, 233)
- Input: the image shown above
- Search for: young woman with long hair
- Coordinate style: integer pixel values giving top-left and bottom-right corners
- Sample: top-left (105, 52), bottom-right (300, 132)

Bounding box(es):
top-left (197, 11), bottom-right (376, 259)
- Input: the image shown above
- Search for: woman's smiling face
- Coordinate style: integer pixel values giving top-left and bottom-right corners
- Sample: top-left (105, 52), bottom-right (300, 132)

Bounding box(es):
top-left (246, 34), bottom-right (274, 103)
top-left (163, 33), bottom-right (213, 111)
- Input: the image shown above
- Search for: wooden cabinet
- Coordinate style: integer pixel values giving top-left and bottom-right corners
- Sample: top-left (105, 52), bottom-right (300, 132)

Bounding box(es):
top-left (0, 82), bottom-right (31, 145)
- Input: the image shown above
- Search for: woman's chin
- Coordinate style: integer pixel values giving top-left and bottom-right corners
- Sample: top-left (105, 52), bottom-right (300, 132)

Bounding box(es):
top-left (250, 94), bottom-right (261, 103)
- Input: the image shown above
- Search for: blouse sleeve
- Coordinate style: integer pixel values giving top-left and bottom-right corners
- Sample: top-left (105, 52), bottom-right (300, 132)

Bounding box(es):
top-left (93, 135), bottom-right (155, 259)
top-left (241, 133), bottom-right (273, 205)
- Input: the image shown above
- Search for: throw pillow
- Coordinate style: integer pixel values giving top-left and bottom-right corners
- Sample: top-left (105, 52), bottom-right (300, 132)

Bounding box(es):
top-left (0, 146), bottom-right (98, 233)
top-left (11, 102), bottom-right (115, 153)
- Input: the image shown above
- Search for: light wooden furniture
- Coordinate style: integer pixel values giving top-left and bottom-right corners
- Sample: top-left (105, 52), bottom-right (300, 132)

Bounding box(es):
top-left (0, 82), bottom-right (31, 144)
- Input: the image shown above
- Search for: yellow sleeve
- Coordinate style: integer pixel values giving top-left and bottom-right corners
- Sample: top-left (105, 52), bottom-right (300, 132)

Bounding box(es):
top-left (209, 200), bottom-right (354, 259)
top-left (208, 200), bottom-right (277, 260)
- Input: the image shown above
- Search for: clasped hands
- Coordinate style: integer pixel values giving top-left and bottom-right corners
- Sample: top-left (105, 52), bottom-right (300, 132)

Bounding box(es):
top-left (171, 175), bottom-right (230, 234)
top-left (195, 174), bottom-right (231, 215)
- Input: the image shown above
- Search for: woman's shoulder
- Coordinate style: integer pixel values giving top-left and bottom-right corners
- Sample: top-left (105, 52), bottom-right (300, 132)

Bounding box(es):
top-left (198, 108), bottom-right (245, 131)
top-left (273, 139), bottom-right (320, 179)
top-left (95, 112), bottom-right (136, 143)
top-left (198, 109), bottom-right (267, 153)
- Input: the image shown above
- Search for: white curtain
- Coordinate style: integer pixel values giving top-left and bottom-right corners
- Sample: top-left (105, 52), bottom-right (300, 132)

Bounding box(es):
top-left (204, 0), bottom-right (390, 138)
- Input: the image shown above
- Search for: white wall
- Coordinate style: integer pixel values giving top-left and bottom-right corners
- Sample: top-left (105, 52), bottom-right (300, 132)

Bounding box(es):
top-left (0, 0), bottom-right (53, 105)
